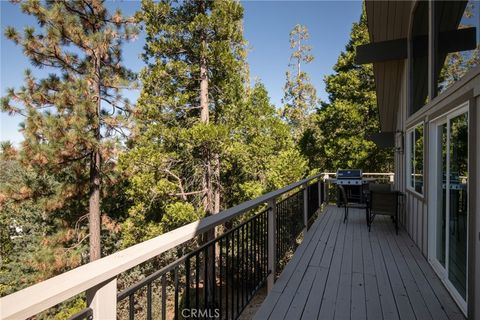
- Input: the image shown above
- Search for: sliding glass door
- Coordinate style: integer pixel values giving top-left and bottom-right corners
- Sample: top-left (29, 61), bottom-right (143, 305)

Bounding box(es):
top-left (430, 104), bottom-right (468, 313)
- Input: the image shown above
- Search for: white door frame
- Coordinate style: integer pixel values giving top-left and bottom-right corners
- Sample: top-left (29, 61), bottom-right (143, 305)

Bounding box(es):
top-left (427, 101), bottom-right (469, 316)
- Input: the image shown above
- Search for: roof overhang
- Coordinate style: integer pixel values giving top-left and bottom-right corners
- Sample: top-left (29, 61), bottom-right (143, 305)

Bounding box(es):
top-left (362, 1), bottom-right (413, 132)
top-left (361, 1), bottom-right (474, 132)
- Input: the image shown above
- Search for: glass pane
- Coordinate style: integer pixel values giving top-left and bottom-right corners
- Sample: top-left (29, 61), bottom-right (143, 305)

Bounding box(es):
top-left (448, 112), bottom-right (468, 300)
top-left (436, 124), bottom-right (447, 266)
top-left (409, 131), bottom-right (415, 189)
top-left (414, 125), bottom-right (424, 194)
top-left (436, 0), bottom-right (480, 94)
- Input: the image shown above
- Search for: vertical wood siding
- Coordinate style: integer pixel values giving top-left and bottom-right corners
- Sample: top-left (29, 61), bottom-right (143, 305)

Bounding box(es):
top-left (395, 63), bottom-right (429, 257)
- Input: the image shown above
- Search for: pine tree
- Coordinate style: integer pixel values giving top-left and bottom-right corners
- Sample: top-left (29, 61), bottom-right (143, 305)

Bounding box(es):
top-left (122, 0), bottom-right (247, 242)
top-left (223, 81), bottom-right (308, 206)
top-left (282, 24), bottom-right (318, 140)
top-left (302, 10), bottom-right (393, 172)
top-left (1, 0), bottom-right (138, 261)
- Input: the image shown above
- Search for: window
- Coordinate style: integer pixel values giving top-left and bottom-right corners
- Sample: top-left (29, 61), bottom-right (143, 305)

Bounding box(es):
top-left (407, 123), bottom-right (424, 195)
top-left (434, 0), bottom-right (479, 95)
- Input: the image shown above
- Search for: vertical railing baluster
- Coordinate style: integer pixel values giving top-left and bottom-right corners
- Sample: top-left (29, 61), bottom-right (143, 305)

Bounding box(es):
top-left (303, 183), bottom-right (309, 231)
top-left (240, 223), bottom-right (244, 309)
top-left (246, 222), bottom-right (252, 305)
top-left (251, 218), bottom-right (255, 297)
top-left (129, 294), bottom-right (134, 320)
top-left (248, 220), bottom-right (252, 298)
top-left (231, 230), bottom-right (235, 320)
top-left (267, 198), bottom-right (276, 292)
top-left (161, 274), bottom-right (166, 320)
top-left (225, 233), bottom-right (229, 320)
top-left (219, 237), bottom-right (223, 320)
top-left (212, 242), bottom-right (216, 315)
top-left (186, 257), bottom-right (191, 312)
top-left (195, 253), bottom-right (199, 313)
top-left (262, 212), bottom-right (266, 281)
top-left (204, 247), bottom-right (208, 312)
top-left (255, 215), bottom-right (259, 291)
top-left (147, 282), bottom-right (152, 320)
top-left (174, 268), bottom-right (179, 320)
top-left (265, 211), bottom-right (268, 280)
top-left (236, 228), bottom-right (240, 317)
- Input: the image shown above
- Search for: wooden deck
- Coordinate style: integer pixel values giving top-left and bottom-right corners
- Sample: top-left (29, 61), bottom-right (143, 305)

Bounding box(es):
top-left (254, 206), bottom-right (466, 320)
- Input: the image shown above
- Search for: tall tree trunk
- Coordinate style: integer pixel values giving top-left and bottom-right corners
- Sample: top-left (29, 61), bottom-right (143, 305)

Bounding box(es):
top-left (199, 0), bottom-right (213, 220)
top-left (198, 0), bottom-right (218, 308)
top-left (89, 56), bottom-right (102, 261)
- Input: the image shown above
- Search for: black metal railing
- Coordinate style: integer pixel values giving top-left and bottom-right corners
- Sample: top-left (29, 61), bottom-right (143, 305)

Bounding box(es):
top-left (63, 180), bottom-right (325, 320)
top-left (275, 189), bottom-right (304, 274)
top-left (68, 307), bottom-right (93, 320)
top-left (116, 209), bottom-right (269, 320)
top-left (307, 182), bottom-right (319, 228)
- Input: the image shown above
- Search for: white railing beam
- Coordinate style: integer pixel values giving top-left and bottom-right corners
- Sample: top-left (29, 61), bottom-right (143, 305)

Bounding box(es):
top-left (87, 277), bottom-right (117, 319)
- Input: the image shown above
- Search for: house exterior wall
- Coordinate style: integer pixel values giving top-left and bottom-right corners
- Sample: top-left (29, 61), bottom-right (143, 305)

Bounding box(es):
top-left (368, 0), bottom-right (480, 315)
top-left (399, 57), bottom-right (480, 318)
top-left (389, 2), bottom-right (480, 317)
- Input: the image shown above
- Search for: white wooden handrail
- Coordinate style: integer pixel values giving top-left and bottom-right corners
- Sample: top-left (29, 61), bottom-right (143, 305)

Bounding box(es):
top-left (323, 172), bottom-right (394, 176)
top-left (0, 174), bottom-right (322, 320)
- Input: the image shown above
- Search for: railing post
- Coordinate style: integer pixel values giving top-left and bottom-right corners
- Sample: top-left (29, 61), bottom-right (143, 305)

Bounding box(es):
top-left (267, 198), bottom-right (276, 292)
top-left (303, 183), bottom-right (308, 231)
top-left (389, 173), bottom-right (394, 183)
top-left (318, 179), bottom-right (322, 206)
top-left (87, 277), bottom-right (117, 319)
top-left (324, 174), bottom-right (330, 203)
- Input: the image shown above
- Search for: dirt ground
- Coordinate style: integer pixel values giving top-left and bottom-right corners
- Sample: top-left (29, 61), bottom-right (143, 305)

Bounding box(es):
top-left (238, 286), bottom-right (267, 319)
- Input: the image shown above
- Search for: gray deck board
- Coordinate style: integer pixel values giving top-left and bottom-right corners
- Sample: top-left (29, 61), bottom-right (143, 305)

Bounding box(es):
top-left (350, 214), bottom-right (366, 320)
top-left (255, 206), bottom-right (466, 320)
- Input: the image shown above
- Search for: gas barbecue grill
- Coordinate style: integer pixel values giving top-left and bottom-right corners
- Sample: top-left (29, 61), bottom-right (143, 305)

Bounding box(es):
top-left (334, 169), bottom-right (370, 205)
top-left (336, 169), bottom-right (366, 185)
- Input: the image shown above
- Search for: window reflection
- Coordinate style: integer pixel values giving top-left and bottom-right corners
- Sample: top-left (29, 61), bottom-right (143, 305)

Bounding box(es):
top-left (448, 112), bottom-right (468, 299)
top-left (436, 0), bottom-right (479, 94)
top-left (408, 123), bottom-right (424, 194)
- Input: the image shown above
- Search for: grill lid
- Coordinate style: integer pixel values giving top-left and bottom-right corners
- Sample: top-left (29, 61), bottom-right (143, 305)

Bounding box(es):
top-left (336, 169), bottom-right (363, 179)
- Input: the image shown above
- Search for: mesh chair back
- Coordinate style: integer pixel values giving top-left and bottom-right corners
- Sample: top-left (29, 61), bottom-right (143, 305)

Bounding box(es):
top-left (369, 183), bottom-right (391, 193)
top-left (338, 185), bottom-right (348, 205)
top-left (370, 191), bottom-right (398, 216)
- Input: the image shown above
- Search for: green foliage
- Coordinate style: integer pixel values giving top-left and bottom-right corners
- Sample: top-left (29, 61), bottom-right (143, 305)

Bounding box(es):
top-left (282, 24), bottom-right (318, 140)
top-left (223, 82), bottom-right (308, 206)
top-left (0, 0), bottom-right (135, 297)
top-left (121, 0), bottom-right (247, 247)
top-left (438, 2), bottom-right (479, 92)
top-left (302, 10), bottom-right (393, 172)
top-left (122, 1), bottom-right (307, 249)
top-left (0, 154), bottom-right (86, 297)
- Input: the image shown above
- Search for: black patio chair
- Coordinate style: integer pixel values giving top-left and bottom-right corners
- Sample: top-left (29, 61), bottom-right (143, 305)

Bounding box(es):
top-left (337, 184), bottom-right (356, 223)
top-left (366, 184), bottom-right (401, 234)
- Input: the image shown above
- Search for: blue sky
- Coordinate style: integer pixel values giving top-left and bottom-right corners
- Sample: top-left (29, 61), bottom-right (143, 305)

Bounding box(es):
top-left (0, 1), bottom-right (362, 145)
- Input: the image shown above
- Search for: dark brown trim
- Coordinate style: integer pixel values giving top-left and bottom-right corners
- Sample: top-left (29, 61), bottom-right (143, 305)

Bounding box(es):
top-left (356, 28), bottom-right (476, 65)
top-left (356, 38), bottom-right (406, 64)
top-left (428, 0), bottom-right (437, 99)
